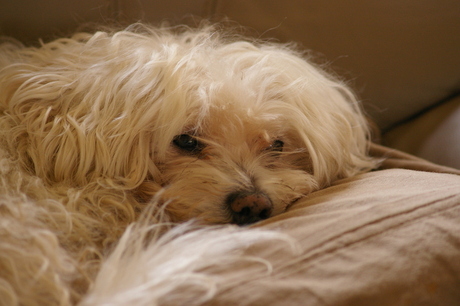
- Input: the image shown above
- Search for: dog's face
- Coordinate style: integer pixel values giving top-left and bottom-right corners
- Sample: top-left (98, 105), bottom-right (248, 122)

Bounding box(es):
top-left (155, 100), bottom-right (316, 225)
top-left (0, 26), bottom-right (375, 225)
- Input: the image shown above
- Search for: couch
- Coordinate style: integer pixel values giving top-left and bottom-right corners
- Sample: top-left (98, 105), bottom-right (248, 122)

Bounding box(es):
top-left (1, 1), bottom-right (459, 305)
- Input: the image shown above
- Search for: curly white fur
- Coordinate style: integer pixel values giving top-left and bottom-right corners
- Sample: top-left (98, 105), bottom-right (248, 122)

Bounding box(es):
top-left (0, 24), bottom-right (376, 305)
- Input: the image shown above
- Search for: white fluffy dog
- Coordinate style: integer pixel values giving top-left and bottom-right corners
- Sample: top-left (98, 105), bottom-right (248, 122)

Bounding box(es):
top-left (0, 24), bottom-right (376, 305)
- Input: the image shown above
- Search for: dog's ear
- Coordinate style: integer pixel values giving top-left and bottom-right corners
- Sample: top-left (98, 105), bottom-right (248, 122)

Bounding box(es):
top-left (0, 33), bottom-right (166, 191)
top-left (292, 80), bottom-right (376, 186)
top-left (253, 47), bottom-right (377, 187)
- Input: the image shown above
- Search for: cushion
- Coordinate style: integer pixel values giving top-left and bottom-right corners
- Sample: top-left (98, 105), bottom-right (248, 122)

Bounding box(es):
top-left (84, 167), bottom-right (460, 305)
top-left (384, 95), bottom-right (460, 169)
top-left (249, 169), bottom-right (460, 305)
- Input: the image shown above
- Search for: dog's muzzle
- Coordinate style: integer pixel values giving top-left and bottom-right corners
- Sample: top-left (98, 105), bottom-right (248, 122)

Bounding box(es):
top-left (226, 191), bottom-right (273, 225)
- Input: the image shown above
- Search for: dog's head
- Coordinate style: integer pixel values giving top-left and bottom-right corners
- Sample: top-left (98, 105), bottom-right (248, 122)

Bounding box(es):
top-left (0, 25), bottom-right (376, 225)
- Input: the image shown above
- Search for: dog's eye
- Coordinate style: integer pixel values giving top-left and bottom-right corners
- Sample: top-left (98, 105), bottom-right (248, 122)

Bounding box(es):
top-left (267, 140), bottom-right (284, 152)
top-left (173, 134), bottom-right (205, 153)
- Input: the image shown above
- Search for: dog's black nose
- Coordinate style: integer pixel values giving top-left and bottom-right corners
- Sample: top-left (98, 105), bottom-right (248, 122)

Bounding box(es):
top-left (226, 191), bottom-right (273, 225)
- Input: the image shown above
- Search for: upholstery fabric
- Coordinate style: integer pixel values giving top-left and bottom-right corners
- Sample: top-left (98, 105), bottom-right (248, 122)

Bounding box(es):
top-left (384, 95), bottom-right (460, 169)
top-left (240, 168), bottom-right (460, 305)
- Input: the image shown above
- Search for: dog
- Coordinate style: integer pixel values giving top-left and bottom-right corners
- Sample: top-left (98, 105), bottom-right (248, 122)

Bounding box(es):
top-left (0, 24), bottom-right (376, 305)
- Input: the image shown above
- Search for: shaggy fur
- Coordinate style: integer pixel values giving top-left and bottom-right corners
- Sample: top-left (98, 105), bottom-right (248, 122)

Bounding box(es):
top-left (0, 24), bottom-right (376, 305)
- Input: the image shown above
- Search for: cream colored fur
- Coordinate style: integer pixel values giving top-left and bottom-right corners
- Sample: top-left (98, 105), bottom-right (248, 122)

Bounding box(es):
top-left (0, 24), bottom-right (376, 305)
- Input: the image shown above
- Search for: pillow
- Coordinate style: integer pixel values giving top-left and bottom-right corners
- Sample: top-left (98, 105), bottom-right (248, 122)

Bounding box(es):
top-left (83, 168), bottom-right (460, 305)
top-left (249, 169), bottom-right (460, 305)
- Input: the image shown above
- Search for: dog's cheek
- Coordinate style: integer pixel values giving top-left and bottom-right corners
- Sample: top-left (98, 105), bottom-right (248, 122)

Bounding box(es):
top-left (163, 195), bottom-right (231, 224)
top-left (154, 169), bottom-right (234, 224)
top-left (261, 169), bottom-right (318, 216)
top-left (134, 181), bottom-right (163, 203)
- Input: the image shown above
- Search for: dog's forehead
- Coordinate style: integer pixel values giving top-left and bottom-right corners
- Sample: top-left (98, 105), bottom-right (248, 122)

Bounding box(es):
top-left (196, 104), bottom-right (281, 144)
